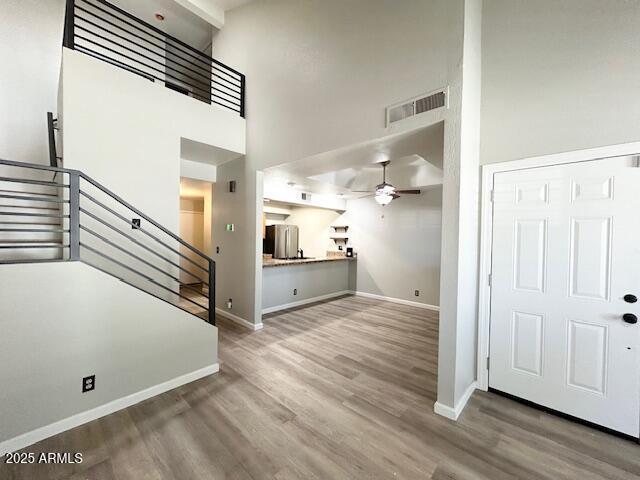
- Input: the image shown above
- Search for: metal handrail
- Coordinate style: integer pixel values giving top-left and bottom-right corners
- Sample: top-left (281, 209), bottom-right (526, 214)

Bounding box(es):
top-left (63, 0), bottom-right (246, 117)
top-left (78, 208), bottom-right (208, 285)
top-left (47, 112), bottom-right (60, 168)
top-left (0, 158), bottom-right (216, 325)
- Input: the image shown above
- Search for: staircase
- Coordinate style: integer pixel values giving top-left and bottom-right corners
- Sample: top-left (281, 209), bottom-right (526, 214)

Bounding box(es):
top-left (0, 158), bottom-right (215, 325)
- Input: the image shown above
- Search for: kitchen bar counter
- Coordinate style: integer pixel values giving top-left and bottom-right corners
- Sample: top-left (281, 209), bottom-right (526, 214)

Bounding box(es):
top-left (262, 253), bottom-right (356, 313)
top-left (262, 254), bottom-right (354, 268)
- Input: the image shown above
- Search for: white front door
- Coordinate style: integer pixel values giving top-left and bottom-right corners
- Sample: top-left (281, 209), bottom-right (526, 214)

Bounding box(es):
top-left (489, 156), bottom-right (640, 437)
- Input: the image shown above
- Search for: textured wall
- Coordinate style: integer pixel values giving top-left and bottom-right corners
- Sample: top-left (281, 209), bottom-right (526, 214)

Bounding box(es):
top-left (481, 0), bottom-right (640, 165)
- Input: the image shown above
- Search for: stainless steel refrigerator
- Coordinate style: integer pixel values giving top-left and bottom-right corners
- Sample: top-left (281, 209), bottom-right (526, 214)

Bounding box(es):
top-left (264, 225), bottom-right (299, 259)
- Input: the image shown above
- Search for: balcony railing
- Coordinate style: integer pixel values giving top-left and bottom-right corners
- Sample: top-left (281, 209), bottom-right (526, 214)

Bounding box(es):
top-left (63, 0), bottom-right (245, 117)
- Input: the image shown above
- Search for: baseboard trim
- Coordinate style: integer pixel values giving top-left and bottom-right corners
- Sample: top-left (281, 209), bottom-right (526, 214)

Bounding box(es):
top-left (216, 308), bottom-right (263, 330)
top-left (351, 291), bottom-right (440, 311)
top-left (434, 381), bottom-right (476, 421)
top-left (0, 363), bottom-right (220, 456)
top-left (262, 290), bottom-right (352, 314)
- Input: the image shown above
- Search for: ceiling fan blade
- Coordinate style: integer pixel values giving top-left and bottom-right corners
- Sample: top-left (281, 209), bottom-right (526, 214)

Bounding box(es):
top-left (391, 193), bottom-right (400, 199)
top-left (351, 190), bottom-right (375, 193)
top-left (396, 189), bottom-right (421, 194)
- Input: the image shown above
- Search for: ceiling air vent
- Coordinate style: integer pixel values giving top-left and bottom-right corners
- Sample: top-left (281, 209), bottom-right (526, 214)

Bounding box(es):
top-left (386, 88), bottom-right (447, 127)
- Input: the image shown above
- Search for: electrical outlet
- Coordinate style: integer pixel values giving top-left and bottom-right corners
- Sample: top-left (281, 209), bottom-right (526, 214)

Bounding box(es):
top-left (82, 375), bottom-right (95, 393)
top-left (227, 298), bottom-right (232, 309)
top-left (293, 288), bottom-right (297, 296)
top-left (414, 290), bottom-right (420, 297)
top-left (338, 245), bottom-right (343, 251)
top-left (131, 218), bottom-right (141, 230)
top-left (216, 246), bottom-right (220, 254)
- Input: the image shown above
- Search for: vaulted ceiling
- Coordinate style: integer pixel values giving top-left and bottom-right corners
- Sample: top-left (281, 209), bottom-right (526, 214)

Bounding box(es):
top-left (264, 122), bottom-right (444, 198)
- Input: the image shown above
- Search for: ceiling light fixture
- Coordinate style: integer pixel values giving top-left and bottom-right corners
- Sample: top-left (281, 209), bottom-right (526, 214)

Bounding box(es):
top-left (374, 193), bottom-right (393, 206)
top-left (352, 161), bottom-right (421, 206)
top-left (376, 183), bottom-right (396, 196)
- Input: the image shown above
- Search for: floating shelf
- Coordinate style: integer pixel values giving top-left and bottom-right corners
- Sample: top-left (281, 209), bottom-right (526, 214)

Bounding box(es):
top-left (330, 236), bottom-right (348, 243)
top-left (331, 225), bottom-right (349, 231)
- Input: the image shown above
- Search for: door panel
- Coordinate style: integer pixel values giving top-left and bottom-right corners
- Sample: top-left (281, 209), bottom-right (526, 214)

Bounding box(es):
top-left (489, 156), bottom-right (640, 437)
top-left (569, 217), bottom-right (612, 300)
top-left (514, 219), bottom-right (547, 292)
top-left (511, 311), bottom-right (544, 376)
top-left (566, 320), bottom-right (608, 395)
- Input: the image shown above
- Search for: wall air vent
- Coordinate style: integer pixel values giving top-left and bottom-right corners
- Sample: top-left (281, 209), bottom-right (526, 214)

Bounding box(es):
top-left (301, 192), bottom-right (311, 201)
top-left (386, 88), bottom-right (447, 127)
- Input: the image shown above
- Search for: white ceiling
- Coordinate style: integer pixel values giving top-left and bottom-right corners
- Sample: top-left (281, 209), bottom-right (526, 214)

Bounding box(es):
top-left (211, 0), bottom-right (255, 11)
top-left (112, 0), bottom-right (213, 50)
top-left (181, 137), bottom-right (244, 166)
top-left (264, 122), bottom-right (445, 198)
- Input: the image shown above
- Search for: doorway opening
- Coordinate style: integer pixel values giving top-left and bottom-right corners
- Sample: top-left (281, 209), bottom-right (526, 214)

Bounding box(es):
top-left (179, 177), bottom-right (214, 315)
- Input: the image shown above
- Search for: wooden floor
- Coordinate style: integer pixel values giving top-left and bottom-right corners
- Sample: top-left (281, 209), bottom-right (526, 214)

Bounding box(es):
top-left (2, 295), bottom-right (639, 479)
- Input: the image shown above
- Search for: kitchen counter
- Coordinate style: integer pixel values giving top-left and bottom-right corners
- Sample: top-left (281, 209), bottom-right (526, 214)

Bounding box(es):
top-left (262, 253), bottom-right (356, 313)
top-left (262, 254), bottom-right (353, 268)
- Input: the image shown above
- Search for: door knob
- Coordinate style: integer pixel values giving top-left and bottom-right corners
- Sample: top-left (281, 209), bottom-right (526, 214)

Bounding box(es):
top-left (624, 294), bottom-right (638, 303)
top-left (623, 313), bottom-right (638, 324)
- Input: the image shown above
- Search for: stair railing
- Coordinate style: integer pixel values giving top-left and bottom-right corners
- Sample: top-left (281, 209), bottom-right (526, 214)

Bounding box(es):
top-left (0, 158), bottom-right (216, 325)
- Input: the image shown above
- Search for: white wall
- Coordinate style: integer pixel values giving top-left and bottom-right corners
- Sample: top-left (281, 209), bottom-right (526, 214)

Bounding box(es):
top-left (0, 262), bottom-right (217, 450)
top-left (435, 0), bottom-right (482, 417)
top-left (211, 157), bottom-right (261, 324)
top-left (343, 188), bottom-right (442, 307)
top-left (283, 206), bottom-right (342, 259)
top-left (481, 0), bottom-right (640, 165)
top-left (0, 0), bottom-right (65, 164)
top-left (214, 0), bottom-right (452, 171)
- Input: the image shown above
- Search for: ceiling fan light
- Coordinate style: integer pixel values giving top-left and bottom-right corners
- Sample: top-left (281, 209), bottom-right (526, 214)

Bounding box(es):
top-left (375, 193), bottom-right (393, 206)
top-left (376, 183), bottom-right (395, 195)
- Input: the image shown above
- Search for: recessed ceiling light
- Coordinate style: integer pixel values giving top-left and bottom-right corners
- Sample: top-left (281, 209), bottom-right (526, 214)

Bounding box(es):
top-left (155, 13), bottom-right (165, 21)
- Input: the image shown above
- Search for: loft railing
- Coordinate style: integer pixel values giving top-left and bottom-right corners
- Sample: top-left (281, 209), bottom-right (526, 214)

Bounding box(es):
top-left (62, 0), bottom-right (245, 117)
top-left (0, 159), bottom-right (216, 326)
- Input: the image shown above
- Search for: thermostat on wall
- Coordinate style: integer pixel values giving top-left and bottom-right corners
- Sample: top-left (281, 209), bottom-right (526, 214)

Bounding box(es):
top-left (226, 223), bottom-right (235, 232)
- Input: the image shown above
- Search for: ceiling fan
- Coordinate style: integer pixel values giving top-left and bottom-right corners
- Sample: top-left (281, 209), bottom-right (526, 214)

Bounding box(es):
top-left (353, 161), bottom-right (421, 205)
